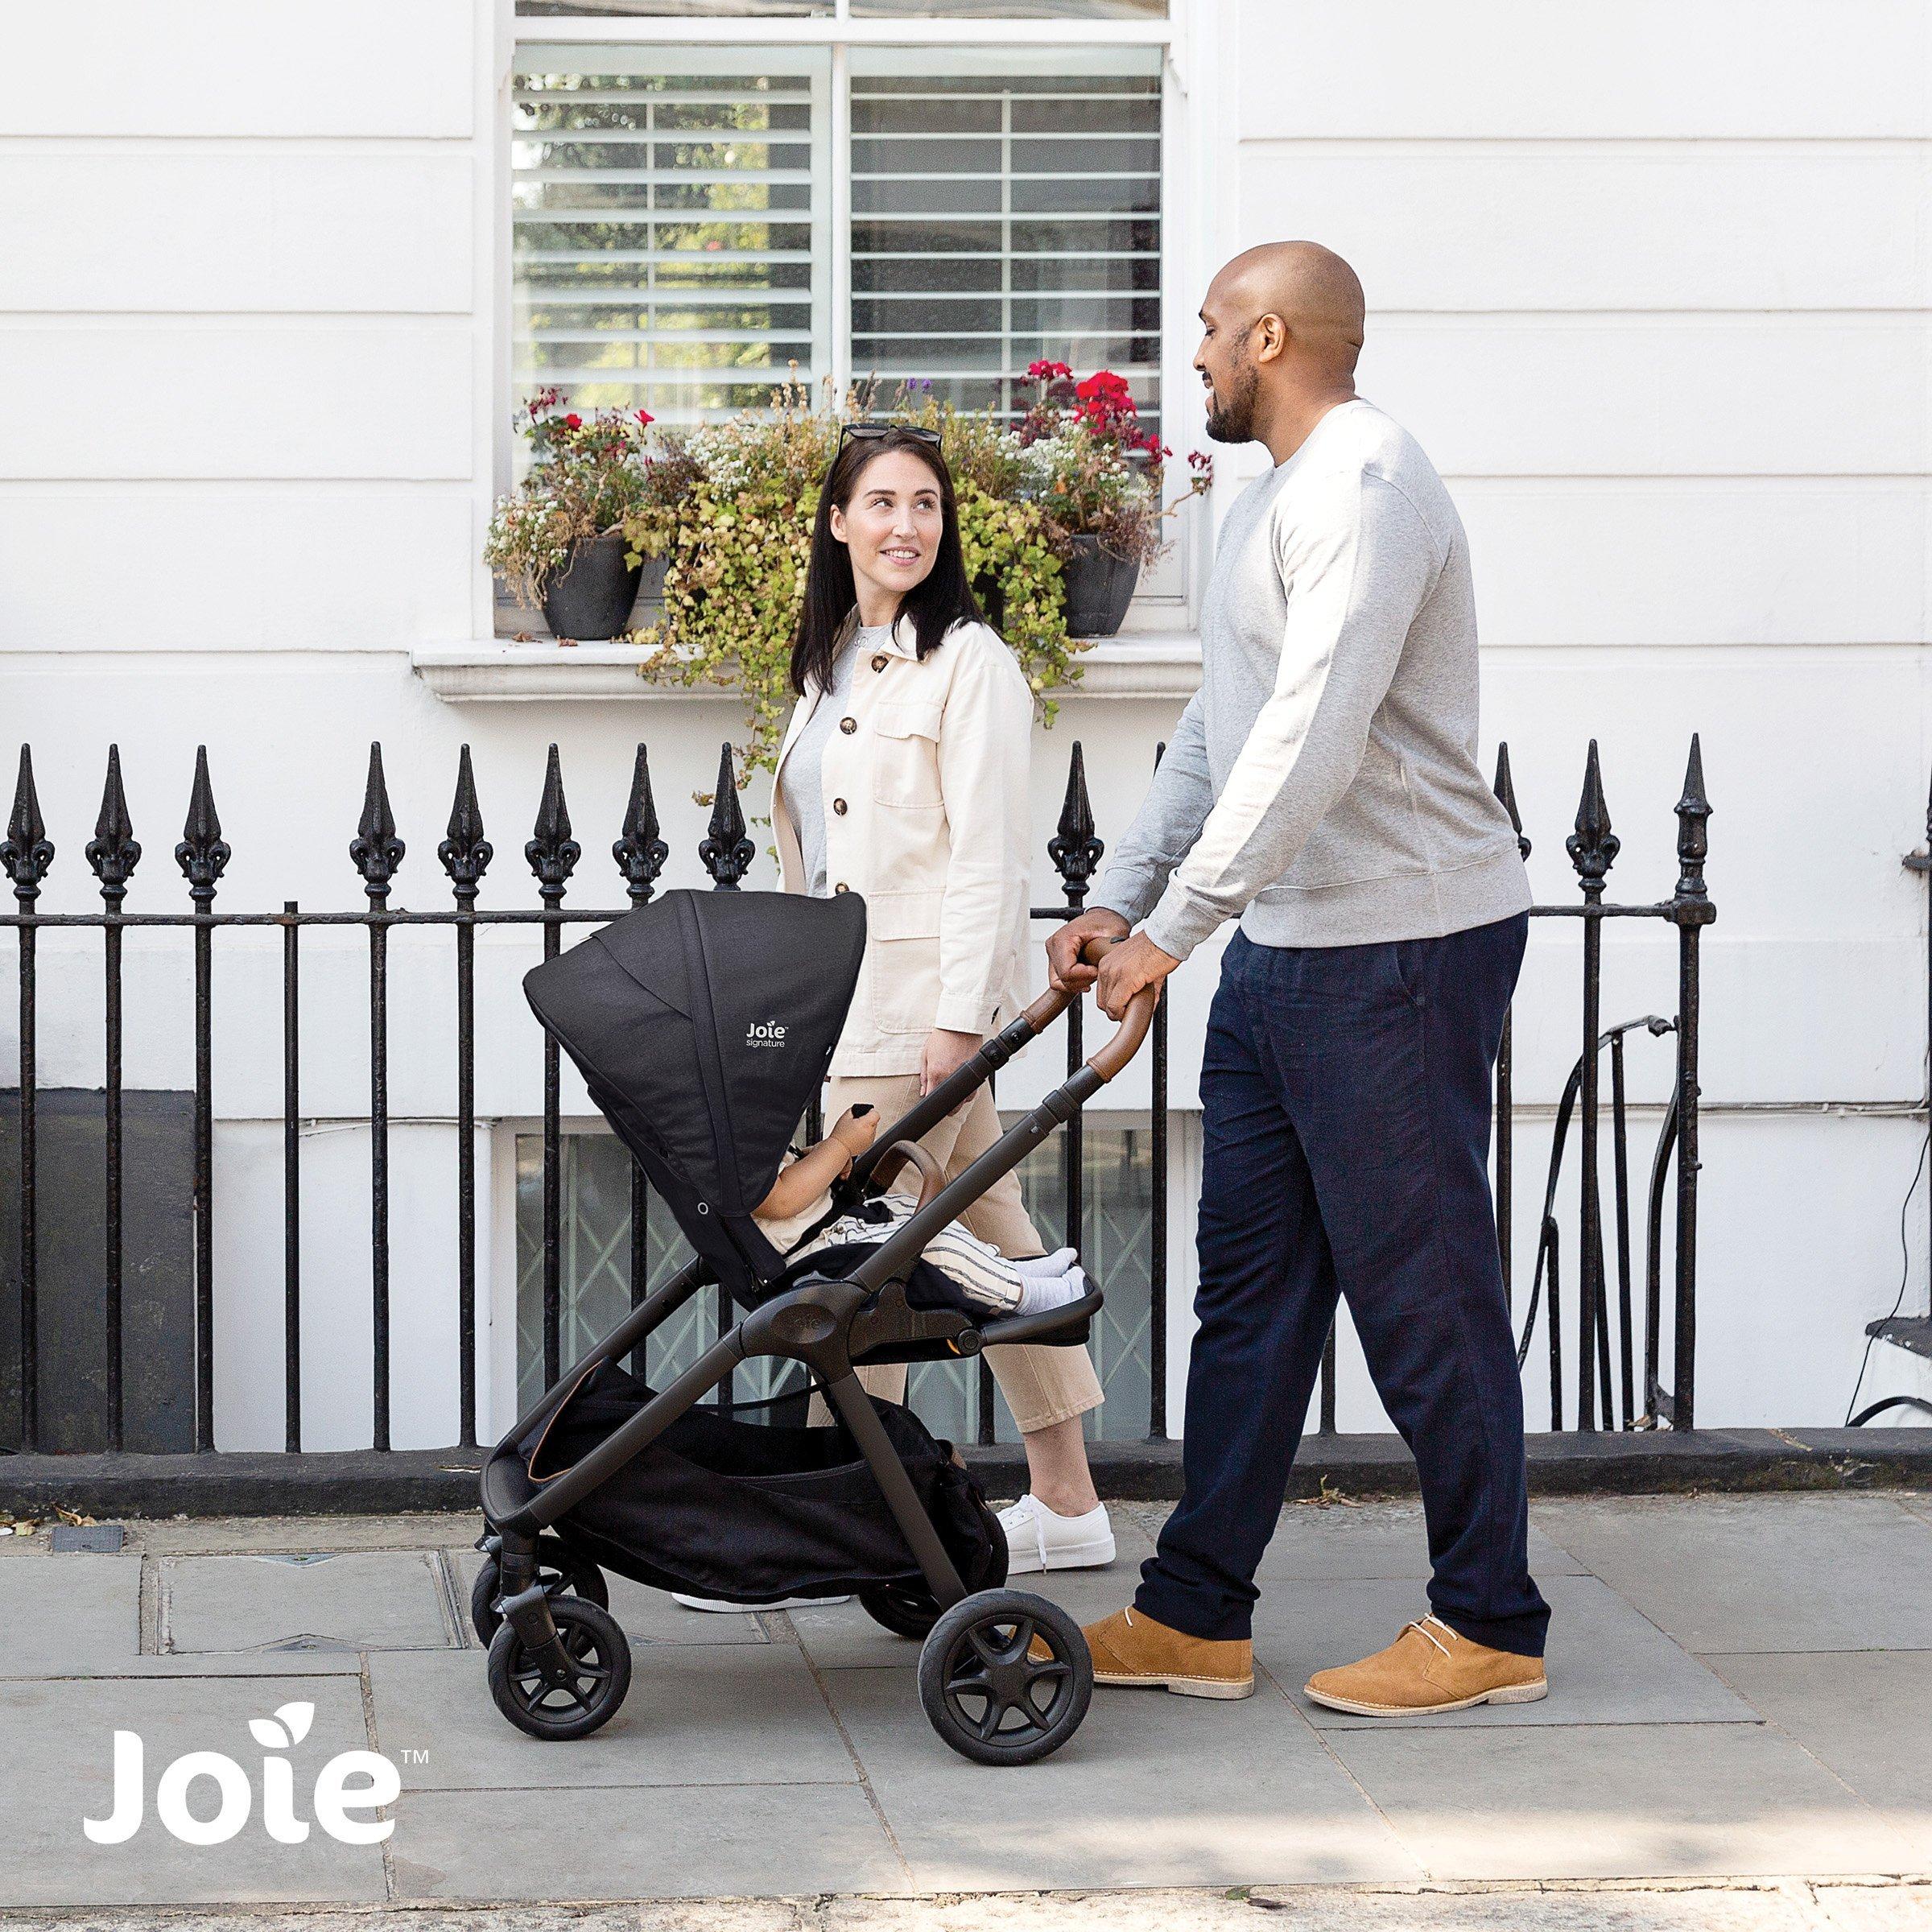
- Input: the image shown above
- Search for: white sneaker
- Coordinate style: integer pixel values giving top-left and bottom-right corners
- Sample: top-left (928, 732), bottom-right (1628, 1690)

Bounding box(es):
top-left (998, 1494), bottom-right (1116, 1574)
top-left (671, 1592), bottom-right (852, 1612)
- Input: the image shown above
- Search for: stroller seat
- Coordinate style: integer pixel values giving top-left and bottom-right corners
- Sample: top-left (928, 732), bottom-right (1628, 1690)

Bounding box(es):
top-left (474, 888), bottom-right (1155, 1767)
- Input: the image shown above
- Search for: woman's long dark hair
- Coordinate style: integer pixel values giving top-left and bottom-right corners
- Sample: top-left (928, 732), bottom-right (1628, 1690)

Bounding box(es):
top-left (790, 429), bottom-right (985, 698)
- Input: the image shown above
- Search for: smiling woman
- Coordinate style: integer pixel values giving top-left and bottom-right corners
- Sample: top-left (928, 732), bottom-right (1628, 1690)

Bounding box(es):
top-left (762, 424), bottom-right (1117, 1575)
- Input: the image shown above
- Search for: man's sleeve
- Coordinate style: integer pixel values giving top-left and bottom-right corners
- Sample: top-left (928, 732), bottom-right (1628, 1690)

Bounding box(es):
top-left (1088, 688), bottom-right (1216, 927)
top-left (1141, 475), bottom-right (1441, 963)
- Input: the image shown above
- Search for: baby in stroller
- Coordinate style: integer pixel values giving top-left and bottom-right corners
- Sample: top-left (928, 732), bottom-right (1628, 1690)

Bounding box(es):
top-left (754, 1102), bottom-right (1092, 1319)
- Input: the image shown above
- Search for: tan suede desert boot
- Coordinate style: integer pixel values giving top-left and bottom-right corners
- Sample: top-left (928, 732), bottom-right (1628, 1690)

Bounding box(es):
top-left (1067, 1605), bottom-right (1254, 1700)
top-left (1304, 1613), bottom-right (1547, 1715)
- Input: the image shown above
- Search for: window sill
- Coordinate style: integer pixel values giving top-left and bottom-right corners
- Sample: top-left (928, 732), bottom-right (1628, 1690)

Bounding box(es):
top-left (411, 633), bottom-right (1203, 704)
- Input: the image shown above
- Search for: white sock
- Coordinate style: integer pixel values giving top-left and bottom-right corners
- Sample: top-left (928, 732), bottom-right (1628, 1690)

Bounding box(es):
top-left (1013, 1247), bottom-right (1078, 1277)
top-left (1014, 1262), bottom-right (1087, 1318)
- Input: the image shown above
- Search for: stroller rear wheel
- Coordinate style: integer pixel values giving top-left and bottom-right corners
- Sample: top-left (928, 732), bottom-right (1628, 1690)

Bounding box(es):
top-left (858, 1579), bottom-right (943, 1640)
top-left (918, 1588), bottom-right (1092, 1766)
top-left (486, 1596), bottom-right (632, 1741)
top-left (471, 1538), bottom-right (609, 1645)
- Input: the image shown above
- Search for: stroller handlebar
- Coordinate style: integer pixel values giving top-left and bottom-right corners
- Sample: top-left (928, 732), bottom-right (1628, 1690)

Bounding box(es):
top-left (1018, 935), bottom-right (1158, 1083)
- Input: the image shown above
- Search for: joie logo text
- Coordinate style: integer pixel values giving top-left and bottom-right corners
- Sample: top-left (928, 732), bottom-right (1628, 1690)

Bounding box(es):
top-left (84, 1700), bottom-right (400, 1847)
top-left (745, 1020), bottom-right (787, 1049)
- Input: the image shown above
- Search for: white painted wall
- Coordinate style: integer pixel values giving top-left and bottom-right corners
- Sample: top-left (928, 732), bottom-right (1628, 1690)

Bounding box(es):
top-left (2, 0), bottom-right (1928, 1446)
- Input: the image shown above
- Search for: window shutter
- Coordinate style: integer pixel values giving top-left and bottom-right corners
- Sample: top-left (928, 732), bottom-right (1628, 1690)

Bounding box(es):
top-left (512, 47), bottom-right (832, 431)
top-left (848, 49), bottom-right (1162, 428)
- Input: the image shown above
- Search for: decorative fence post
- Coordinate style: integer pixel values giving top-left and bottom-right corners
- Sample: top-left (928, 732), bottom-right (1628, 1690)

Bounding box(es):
top-left (86, 749), bottom-right (140, 1452)
top-left (174, 747), bottom-right (229, 1451)
top-left (2, 749), bottom-right (52, 1451)
top-left (526, 745), bottom-right (580, 1389)
top-left (1670, 737), bottom-right (1712, 1427)
top-left (440, 745), bottom-right (493, 1448)
top-left (614, 744), bottom-right (667, 1376)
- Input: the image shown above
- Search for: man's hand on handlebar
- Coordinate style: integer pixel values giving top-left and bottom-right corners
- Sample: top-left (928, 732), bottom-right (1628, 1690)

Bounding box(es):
top-left (1046, 907), bottom-right (1129, 993)
top-left (1093, 928), bottom-right (1180, 1022)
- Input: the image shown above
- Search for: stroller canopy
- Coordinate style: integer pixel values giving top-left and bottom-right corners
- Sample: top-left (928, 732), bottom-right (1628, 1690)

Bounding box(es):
top-left (524, 889), bottom-right (869, 1293)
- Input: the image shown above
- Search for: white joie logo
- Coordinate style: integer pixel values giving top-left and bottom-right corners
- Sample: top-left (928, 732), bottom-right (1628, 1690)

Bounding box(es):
top-left (83, 1700), bottom-right (400, 1847)
top-left (745, 1020), bottom-right (787, 1048)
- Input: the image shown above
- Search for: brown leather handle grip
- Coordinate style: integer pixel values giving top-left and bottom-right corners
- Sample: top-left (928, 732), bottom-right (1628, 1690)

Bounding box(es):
top-left (871, 1137), bottom-right (944, 1211)
top-left (1078, 935), bottom-right (1159, 1082)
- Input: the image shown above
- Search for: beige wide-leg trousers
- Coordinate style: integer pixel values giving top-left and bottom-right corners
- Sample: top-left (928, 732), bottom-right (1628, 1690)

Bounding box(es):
top-left (808, 1072), bottom-right (1104, 1434)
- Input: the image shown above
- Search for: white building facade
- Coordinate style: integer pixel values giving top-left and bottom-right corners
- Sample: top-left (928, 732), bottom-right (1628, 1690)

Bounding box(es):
top-left (3, 0), bottom-right (1929, 1451)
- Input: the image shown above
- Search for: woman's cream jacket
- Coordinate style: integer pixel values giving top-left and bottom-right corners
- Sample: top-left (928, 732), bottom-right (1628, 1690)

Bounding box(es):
top-left (770, 611), bottom-right (1034, 1078)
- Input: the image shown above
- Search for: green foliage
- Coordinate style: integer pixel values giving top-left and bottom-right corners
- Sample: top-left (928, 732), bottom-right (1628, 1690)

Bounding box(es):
top-left (621, 381), bottom-right (1084, 785)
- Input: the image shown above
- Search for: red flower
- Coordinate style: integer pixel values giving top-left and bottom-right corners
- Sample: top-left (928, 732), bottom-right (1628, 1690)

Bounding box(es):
top-left (1076, 369), bottom-right (1133, 402)
top-left (635, 408), bottom-right (654, 427)
top-left (1028, 357), bottom-right (1072, 382)
top-left (564, 412), bottom-right (582, 429)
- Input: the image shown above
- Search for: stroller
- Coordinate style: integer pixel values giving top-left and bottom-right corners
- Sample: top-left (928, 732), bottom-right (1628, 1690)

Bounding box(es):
top-left (473, 887), bottom-right (1154, 1765)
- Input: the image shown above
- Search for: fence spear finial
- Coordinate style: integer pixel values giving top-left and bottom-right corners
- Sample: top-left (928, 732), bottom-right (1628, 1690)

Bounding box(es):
top-left (1674, 733), bottom-right (1711, 908)
top-left (526, 743), bottom-right (580, 905)
top-left (699, 741), bottom-right (752, 889)
top-left (1566, 739), bottom-right (1619, 898)
top-left (87, 745), bottom-right (141, 907)
top-left (2, 745), bottom-right (54, 902)
top-left (439, 745), bottom-right (493, 904)
top-left (1492, 741), bottom-right (1531, 861)
top-left (350, 742), bottom-right (406, 905)
top-left (175, 745), bottom-right (231, 907)
top-left (1047, 741), bottom-right (1103, 906)
top-left (614, 743), bottom-right (669, 906)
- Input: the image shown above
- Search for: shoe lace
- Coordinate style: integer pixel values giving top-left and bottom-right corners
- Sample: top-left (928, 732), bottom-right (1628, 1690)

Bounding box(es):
top-left (1402, 1616), bottom-right (1453, 1661)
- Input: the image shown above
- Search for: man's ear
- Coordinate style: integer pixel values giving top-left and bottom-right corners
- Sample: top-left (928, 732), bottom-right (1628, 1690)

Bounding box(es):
top-left (1253, 312), bottom-right (1289, 365)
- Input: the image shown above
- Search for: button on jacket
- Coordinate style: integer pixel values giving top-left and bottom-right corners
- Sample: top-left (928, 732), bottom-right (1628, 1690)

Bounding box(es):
top-left (771, 611), bottom-right (1034, 1078)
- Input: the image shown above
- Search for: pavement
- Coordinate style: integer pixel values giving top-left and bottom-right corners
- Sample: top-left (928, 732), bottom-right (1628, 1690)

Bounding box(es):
top-left (2, 1490), bottom-right (1931, 1922)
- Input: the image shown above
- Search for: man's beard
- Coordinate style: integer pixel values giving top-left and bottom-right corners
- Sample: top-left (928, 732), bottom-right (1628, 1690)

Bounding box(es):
top-left (1203, 357), bottom-right (1260, 444)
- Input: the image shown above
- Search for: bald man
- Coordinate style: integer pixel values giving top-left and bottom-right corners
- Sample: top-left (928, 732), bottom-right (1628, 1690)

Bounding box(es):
top-left (1048, 242), bottom-right (1549, 1714)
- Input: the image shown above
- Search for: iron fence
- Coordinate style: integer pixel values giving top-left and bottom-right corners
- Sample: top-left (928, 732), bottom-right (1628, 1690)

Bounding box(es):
top-left (2, 729), bottom-right (1711, 1458)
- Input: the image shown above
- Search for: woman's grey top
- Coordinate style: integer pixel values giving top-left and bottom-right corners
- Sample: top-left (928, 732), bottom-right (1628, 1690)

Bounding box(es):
top-left (782, 623), bottom-right (892, 898)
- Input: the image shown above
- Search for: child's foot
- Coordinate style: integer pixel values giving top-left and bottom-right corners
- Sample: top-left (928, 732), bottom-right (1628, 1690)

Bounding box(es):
top-left (998, 1493), bottom-right (1116, 1574)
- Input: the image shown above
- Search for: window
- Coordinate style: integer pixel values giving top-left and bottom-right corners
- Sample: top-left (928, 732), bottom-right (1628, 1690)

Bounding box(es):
top-left (514, 1121), bottom-right (1161, 1441)
top-left (510, 39), bottom-right (1163, 434)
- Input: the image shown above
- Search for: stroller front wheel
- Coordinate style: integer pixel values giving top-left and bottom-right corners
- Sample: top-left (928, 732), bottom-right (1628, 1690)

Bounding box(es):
top-left (486, 1596), bottom-right (632, 1741)
top-left (918, 1588), bottom-right (1092, 1766)
top-left (471, 1538), bottom-right (609, 1645)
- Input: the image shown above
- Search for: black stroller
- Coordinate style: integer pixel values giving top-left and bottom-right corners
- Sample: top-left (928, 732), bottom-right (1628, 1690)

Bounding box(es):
top-left (473, 887), bottom-right (1154, 1765)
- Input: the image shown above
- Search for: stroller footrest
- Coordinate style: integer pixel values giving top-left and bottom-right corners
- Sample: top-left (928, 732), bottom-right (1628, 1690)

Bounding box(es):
top-left (974, 1282), bottom-right (1105, 1352)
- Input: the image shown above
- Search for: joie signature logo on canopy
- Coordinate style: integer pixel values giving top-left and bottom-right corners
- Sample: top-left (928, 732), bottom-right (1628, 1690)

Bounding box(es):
top-left (745, 1020), bottom-right (788, 1049)
top-left (84, 1700), bottom-right (400, 1847)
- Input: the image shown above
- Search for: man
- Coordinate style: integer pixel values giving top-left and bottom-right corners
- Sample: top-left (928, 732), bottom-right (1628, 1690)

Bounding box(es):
top-left (1048, 241), bottom-right (1549, 1715)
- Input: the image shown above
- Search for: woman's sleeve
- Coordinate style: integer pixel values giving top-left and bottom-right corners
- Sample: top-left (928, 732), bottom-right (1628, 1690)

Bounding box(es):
top-left (933, 629), bottom-right (1033, 1036)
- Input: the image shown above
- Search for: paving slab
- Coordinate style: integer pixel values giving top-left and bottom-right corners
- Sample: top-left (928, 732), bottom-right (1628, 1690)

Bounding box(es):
top-left (1325, 1721), bottom-right (1926, 1881)
top-left (1711, 1651), bottom-right (1932, 1860)
top-left (159, 1550), bottom-right (456, 1654)
top-left (818, 1662), bottom-right (1420, 1892)
top-left (0, 1552), bottom-right (142, 1674)
top-left (0, 1674), bottom-right (386, 1906)
top-left (1814, 1885), bottom-right (1932, 1931)
top-left (368, 1641), bottom-right (857, 1792)
top-left (109, 1512), bottom-right (485, 1555)
top-left (1533, 1496), bottom-right (1932, 1654)
top-left (386, 1782), bottom-right (905, 1901)
top-left (1251, 1575), bottom-right (1757, 1729)
top-left (448, 1546), bottom-right (768, 1649)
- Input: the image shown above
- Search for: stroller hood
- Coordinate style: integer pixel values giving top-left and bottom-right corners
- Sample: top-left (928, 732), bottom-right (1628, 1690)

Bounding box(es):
top-left (523, 888), bottom-right (868, 1291)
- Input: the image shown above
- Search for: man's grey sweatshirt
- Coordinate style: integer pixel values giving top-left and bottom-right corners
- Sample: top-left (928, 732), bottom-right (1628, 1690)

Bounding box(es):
top-left (1093, 399), bottom-right (1530, 958)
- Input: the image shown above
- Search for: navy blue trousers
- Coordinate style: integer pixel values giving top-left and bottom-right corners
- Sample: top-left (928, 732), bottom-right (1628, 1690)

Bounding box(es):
top-left (1136, 913), bottom-right (1549, 1657)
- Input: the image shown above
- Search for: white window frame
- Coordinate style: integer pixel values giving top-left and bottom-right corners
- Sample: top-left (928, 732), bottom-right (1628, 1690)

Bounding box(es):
top-left (490, 0), bottom-right (1219, 634)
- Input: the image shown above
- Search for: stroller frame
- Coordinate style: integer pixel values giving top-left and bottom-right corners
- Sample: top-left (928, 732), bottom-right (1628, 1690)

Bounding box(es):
top-left (477, 944), bottom-right (1154, 1761)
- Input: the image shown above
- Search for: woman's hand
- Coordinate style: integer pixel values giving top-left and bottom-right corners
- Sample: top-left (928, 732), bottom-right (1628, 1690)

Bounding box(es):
top-left (920, 1026), bottom-right (982, 1097)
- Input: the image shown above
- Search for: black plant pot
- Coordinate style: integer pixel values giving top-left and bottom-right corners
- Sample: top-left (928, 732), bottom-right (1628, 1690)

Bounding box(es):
top-left (973, 572), bottom-right (1007, 634)
top-left (541, 533), bottom-right (645, 642)
top-left (1063, 536), bottom-right (1139, 638)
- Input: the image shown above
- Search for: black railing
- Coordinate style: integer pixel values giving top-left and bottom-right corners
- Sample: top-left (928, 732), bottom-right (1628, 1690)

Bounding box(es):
top-left (1, 731), bottom-right (1710, 1457)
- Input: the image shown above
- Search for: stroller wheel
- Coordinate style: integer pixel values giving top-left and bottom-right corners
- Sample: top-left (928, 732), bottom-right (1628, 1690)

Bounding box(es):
top-left (486, 1596), bottom-right (632, 1742)
top-left (471, 1538), bottom-right (609, 1645)
top-left (918, 1588), bottom-right (1092, 1766)
top-left (858, 1579), bottom-right (942, 1640)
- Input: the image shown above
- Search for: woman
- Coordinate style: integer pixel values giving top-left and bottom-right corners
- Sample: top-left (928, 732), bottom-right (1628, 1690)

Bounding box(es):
top-left (769, 423), bottom-right (1113, 1575)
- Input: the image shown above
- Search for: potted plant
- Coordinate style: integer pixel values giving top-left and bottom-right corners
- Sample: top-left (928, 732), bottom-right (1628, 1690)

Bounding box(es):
top-left (484, 390), bottom-right (657, 642)
top-left (1014, 362), bottom-right (1206, 637)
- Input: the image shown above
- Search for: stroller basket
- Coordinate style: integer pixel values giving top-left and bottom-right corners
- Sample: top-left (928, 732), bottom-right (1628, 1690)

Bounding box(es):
top-left (519, 1357), bottom-right (1004, 1606)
